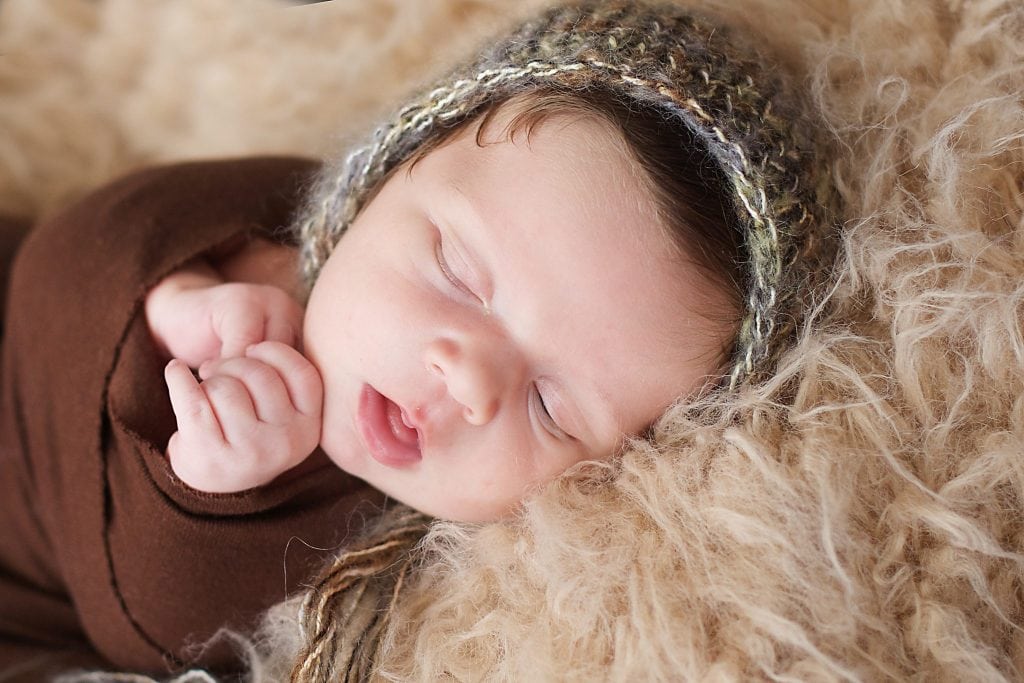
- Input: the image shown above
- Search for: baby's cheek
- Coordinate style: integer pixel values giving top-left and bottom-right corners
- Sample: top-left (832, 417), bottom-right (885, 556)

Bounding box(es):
top-left (316, 392), bottom-right (362, 473)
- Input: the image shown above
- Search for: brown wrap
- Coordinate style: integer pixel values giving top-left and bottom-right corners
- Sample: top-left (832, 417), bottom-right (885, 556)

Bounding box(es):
top-left (0, 158), bottom-right (385, 679)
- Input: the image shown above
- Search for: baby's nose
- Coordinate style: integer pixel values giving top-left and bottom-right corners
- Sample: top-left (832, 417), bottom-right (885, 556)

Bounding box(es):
top-left (423, 337), bottom-right (506, 426)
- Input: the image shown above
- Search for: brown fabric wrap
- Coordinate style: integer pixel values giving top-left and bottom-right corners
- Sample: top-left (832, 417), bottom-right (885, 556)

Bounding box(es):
top-left (0, 213), bottom-right (31, 332)
top-left (0, 158), bottom-right (386, 679)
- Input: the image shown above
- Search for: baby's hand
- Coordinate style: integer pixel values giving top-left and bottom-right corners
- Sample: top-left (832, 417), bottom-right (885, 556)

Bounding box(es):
top-left (163, 341), bottom-right (323, 493)
top-left (147, 268), bottom-right (304, 367)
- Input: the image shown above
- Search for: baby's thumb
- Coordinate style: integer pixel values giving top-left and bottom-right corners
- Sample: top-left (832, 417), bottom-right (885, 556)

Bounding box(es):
top-left (264, 305), bottom-right (303, 350)
top-left (217, 308), bottom-right (265, 358)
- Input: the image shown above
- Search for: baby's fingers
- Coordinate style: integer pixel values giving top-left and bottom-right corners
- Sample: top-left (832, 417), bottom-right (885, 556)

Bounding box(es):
top-left (217, 304), bottom-right (265, 359)
top-left (263, 299), bottom-right (303, 350)
top-left (244, 342), bottom-right (323, 417)
top-left (214, 285), bottom-right (304, 358)
top-left (165, 359), bottom-right (225, 444)
top-left (199, 355), bottom-right (293, 425)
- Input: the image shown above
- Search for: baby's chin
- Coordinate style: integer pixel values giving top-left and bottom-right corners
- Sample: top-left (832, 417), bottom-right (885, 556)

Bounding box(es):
top-left (319, 433), bottom-right (372, 480)
top-left (318, 425), bottom-right (527, 522)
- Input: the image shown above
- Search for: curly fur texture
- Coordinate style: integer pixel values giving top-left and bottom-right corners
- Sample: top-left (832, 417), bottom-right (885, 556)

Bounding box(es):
top-left (366, 2), bottom-right (1024, 680)
top-left (3, 0), bottom-right (1023, 680)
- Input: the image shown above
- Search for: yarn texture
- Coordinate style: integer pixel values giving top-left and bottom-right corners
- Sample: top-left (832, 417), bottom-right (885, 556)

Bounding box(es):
top-left (2, 0), bottom-right (1023, 680)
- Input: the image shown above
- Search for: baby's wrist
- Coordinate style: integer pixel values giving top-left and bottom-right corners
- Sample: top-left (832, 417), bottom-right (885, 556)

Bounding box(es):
top-left (165, 439), bottom-right (317, 494)
top-left (148, 261), bottom-right (223, 301)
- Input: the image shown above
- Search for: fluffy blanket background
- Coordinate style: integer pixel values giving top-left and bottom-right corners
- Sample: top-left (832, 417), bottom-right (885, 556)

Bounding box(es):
top-left (2, 0), bottom-right (1023, 680)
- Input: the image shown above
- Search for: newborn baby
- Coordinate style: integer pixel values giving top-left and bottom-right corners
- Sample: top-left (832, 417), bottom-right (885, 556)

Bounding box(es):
top-left (147, 93), bottom-right (740, 522)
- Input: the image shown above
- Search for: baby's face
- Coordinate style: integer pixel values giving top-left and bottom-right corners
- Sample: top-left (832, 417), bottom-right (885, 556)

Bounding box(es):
top-left (303, 108), bottom-right (734, 522)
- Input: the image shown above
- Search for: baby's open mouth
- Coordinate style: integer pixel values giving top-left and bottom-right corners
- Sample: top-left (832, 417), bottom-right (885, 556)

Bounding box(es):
top-left (356, 384), bottom-right (422, 468)
top-left (387, 399), bottom-right (421, 449)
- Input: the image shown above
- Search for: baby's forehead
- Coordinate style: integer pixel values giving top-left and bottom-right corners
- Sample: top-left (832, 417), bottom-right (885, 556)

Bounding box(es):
top-left (410, 92), bottom-right (646, 179)
top-left (415, 111), bottom-right (674, 267)
top-left (483, 95), bottom-right (646, 171)
top-left (423, 103), bottom-right (658, 212)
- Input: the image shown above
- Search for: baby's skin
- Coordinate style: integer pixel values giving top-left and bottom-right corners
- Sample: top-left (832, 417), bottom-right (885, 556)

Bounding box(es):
top-left (145, 258), bottom-right (317, 494)
top-left (145, 104), bottom-right (736, 522)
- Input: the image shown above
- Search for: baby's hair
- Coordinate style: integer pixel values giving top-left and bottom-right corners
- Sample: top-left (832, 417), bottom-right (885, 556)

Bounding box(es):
top-left (404, 86), bottom-right (745, 368)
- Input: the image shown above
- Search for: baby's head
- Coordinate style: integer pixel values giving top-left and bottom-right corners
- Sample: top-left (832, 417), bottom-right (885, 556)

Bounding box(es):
top-left (297, 0), bottom-right (836, 522)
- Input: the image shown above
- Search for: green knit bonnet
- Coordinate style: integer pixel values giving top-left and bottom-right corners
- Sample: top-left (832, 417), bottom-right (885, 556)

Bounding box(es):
top-left (297, 0), bottom-right (837, 389)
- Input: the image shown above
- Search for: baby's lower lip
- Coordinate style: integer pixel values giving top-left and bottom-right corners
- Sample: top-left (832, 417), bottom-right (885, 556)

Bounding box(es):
top-left (356, 385), bottom-right (422, 468)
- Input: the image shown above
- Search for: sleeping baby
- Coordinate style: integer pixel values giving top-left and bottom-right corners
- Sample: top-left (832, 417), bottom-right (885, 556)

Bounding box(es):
top-left (0, 0), bottom-right (835, 678)
top-left (147, 90), bottom-right (741, 522)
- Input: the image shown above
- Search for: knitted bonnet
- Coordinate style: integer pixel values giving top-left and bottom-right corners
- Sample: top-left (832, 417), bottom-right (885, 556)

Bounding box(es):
top-left (297, 0), bottom-right (837, 389)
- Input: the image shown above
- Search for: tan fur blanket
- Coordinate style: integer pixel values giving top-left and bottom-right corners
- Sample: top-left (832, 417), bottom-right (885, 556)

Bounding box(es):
top-left (2, 0), bottom-right (1022, 680)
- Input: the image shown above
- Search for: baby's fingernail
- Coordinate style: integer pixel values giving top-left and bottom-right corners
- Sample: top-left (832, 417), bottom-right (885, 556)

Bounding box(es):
top-left (246, 344), bottom-right (258, 355)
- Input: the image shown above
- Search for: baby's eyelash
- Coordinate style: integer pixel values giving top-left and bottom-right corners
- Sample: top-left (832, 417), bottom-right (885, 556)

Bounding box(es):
top-left (532, 384), bottom-right (570, 441)
top-left (435, 241), bottom-right (476, 299)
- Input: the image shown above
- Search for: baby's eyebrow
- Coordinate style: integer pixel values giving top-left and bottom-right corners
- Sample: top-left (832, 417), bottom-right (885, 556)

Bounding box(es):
top-left (445, 181), bottom-right (480, 230)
